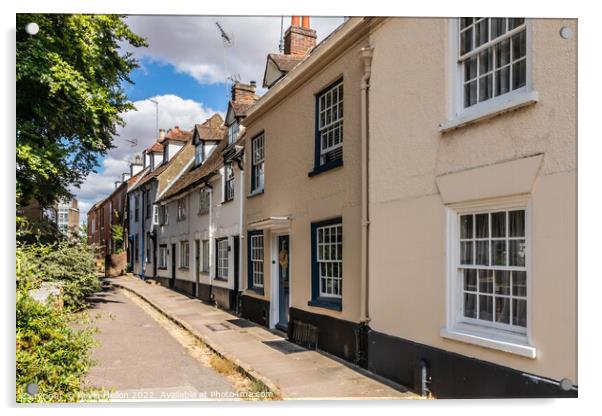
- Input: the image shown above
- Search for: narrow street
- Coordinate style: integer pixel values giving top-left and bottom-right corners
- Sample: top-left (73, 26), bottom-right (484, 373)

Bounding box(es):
top-left (83, 283), bottom-right (240, 401)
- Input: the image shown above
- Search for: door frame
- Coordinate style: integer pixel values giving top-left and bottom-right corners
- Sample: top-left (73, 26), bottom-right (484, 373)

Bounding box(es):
top-left (270, 229), bottom-right (291, 329)
top-left (170, 243), bottom-right (176, 289)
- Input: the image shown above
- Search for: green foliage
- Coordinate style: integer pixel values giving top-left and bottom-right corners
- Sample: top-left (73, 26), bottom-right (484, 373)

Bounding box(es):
top-left (110, 222), bottom-right (124, 254)
top-left (16, 214), bottom-right (64, 245)
top-left (16, 14), bottom-right (147, 207)
top-left (16, 290), bottom-right (98, 403)
top-left (17, 242), bottom-right (101, 310)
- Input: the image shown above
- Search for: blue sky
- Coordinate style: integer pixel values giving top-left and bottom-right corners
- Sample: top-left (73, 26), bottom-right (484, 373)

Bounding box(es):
top-left (75, 16), bottom-right (345, 220)
top-left (124, 59), bottom-right (229, 113)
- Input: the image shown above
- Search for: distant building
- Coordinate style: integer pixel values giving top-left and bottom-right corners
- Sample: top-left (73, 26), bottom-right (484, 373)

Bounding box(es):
top-left (56, 198), bottom-right (79, 236)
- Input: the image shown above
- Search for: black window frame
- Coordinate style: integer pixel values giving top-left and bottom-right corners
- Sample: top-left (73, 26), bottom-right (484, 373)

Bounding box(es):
top-left (247, 229), bottom-right (264, 294)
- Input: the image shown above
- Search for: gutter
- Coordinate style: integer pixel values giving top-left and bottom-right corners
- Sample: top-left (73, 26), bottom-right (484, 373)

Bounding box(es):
top-left (359, 46), bottom-right (374, 324)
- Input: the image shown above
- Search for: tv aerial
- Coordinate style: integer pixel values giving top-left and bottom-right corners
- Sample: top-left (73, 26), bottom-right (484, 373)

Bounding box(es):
top-left (216, 21), bottom-right (235, 99)
top-left (124, 138), bottom-right (138, 147)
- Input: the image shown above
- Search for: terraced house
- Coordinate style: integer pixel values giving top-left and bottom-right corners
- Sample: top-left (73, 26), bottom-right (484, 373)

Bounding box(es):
top-left (127, 126), bottom-right (194, 278)
top-left (239, 16), bottom-right (576, 398)
top-left (92, 15), bottom-right (576, 399)
top-left (156, 83), bottom-right (259, 311)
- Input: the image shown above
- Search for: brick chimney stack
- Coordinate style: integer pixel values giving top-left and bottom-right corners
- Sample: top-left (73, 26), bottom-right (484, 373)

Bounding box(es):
top-left (284, 15), bottom-right (317, 57)
top-left (231, 81), bottom-right (258, 104)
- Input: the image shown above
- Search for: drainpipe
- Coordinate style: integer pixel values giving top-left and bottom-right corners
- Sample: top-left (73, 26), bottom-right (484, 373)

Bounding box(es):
top-left (141, 189), bottom-right (145, 280)
top-left (360, 46), bottom-right (374, 324)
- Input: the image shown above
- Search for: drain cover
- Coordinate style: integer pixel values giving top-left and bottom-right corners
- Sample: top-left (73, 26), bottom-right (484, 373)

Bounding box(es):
top-left (262, 340), bottom-right (307, 355)
top-left (205, 323), bottom-right (232, 332)
top-left (227, 318), bottom-right (255, 328)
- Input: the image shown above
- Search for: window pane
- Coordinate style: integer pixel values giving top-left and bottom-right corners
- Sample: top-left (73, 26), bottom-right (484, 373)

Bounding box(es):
top-left (479, 295), bottom-right (493, 321)
top-left (475, 214), bottom-right (489, 238)
top-left (479, 74), bottom-right (492, 102)
top-left (460, 17), bottom-right (473, 29)
top-left (460, 215), bottom-right (473, 239)
top-left (464, 293), bottom-right (477, 318)
top-left (461, 26), bottom-right (473, 55)
top-left (491, 239), bottom-right (507, 266)
top-left (464, 81), bottom-right (477, 108)
top-left (479, 269), bottom-right (494, 293)
top-left (509, 210), bottom-right (525, 237)
top-left (512, 298), bottom-right (527, 327)
top-left (476, 241), bottom-right (489, 265)
top-left (512, 271), bottom-right (527, 296)
top-left (496, 38), bottom-right (510, 68)
top-left (490, 18), bottom-right (506, 38)
top-left (512, 30), bottom-right (526, 60)
top-left (495, 66), bottom-right (510, 96)
top-left (464, 269), bottom-right (477, 291)
top-left (512, 59), bottom-right (526, 90)
top-left (508, 18), bottom-right (525, 30)
top-left (495, 297), bottom-right (511, 324)
top-left (479, 49), bottom-right (493, 74)
top-left (461, 241), bottom-right (473, 265)
top-left (475, 19), bottom-right (489, 47)
top-left (509, 239), bottom-right (526, 267)
top-left (465, 56), bottom-right (477, 81)
top-left (495, 270), bottom-right (510, 295)
top-left (491, 212), bottom-right (506, 238)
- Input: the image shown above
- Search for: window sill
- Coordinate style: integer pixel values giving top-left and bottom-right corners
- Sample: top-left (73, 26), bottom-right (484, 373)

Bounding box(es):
top-left (158, 267), bottom-right (167, 270)
top-left (178, 267), bottom-right (190, 271)
top-left (308, 159), bottom-right (343, 177)
top-left (221, 198), bottom-right (234, 205)
top-left (440, 326), bottom-right (536, 359)
top-left (438, 90), bottom-right (539, 133)
top-left (213, 277), bottom-right (228, 282)
top-left (247, 188), bottom-right (264, 199)
top-left (198, 211), bottom-right (209, 216)
top-left (247, 287), bottom-right (264, 296)
top-left (308, 298), bottom-right (342, 311)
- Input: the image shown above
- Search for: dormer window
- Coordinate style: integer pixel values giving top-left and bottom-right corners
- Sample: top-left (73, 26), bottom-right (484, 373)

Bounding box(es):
top-left (228, 121), bottom-right (239, 145)
top-left (195, 142), bottom-right (204, 166)
top-left (150, 156), bottom-right (155, 171)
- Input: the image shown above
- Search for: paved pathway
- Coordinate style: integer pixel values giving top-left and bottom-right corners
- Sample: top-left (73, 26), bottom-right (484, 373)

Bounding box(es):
top-left (84, 284), bottom-right (235, 401)
top-left (108, 275), bottom-right (416, 400)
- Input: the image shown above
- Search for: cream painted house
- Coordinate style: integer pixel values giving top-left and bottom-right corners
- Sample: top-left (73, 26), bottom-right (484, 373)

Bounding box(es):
top-left (241, 17), bottom-right (368, 363)
top-left (240, 17), bottom-right (576, 398)
top-left (365, 17), bottom-right (576, 398)
top-left (157, 85), bottom-right (258, 311)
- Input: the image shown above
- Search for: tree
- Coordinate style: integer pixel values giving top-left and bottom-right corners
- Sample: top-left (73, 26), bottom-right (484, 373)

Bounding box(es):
top-left (16, 14), bottom-right (147, 208)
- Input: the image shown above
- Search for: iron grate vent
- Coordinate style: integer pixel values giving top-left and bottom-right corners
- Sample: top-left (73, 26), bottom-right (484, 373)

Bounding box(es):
top-left (290, 320), bottom-right (319, 350)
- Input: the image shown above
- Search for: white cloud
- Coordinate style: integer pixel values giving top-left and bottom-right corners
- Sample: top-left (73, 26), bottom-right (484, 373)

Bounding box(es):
top-left (75, 94), bottom-right (219, 221)
top-left (124, 16), bottom-right (345, 86)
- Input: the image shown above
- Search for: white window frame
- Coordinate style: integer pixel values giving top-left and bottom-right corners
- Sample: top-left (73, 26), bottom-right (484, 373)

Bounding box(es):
top-left (179, 240), bottom-right (190, 268)
top-left (198, 188), bottom-right (210, 215)
top-left (201, 239), bottom-right (209, 273)
top-left (317, 80), bottom-right (344, 163)
top-left (224, 163), bottom-right (235, 202)
top-left (442, 195), bottom-right (536, 358)
top-left (228, 121), bottom-right (239, 145)
top-left (159, 245), bottom-right (167, 268)
top-left (251, 134), bottom-right (265, 192)
top-left (316, 223), bottom-right (343, 298)
top-left (194, 143), bottom-right (203, 166)
top-left (153, 205), bottom-right (159, 225)
top-left (216, 238), bottom-right (229, 279)
top-left (177, 198), bottom-right (187, 221)
top-left (441, 18), bottom-right (537, 132)
top-left (159, 205), bottom-right (169, 225)
top-left (250, 234), bottom-right (264, 288)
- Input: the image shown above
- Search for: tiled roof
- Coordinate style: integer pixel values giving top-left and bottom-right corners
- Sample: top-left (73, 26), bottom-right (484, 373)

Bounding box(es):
top-left (195, 113), bottom-right (225, 141)
top-left (146, 141), bottom-right (164, 153)
top-left (269, 53), bottom-right (304, 72)
top-left (159, 126), bottom-right (192, 143)
top-left (231, 100), bottom-right (256, 118)
top-left (158, 138), bottom-right (228, 203)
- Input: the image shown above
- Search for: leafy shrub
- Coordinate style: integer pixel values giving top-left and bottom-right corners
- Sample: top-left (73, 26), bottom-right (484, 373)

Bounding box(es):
top-left (16, 290), bottom-right (98, 403)
top-left (17, 242), bottom-right (101, 310)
